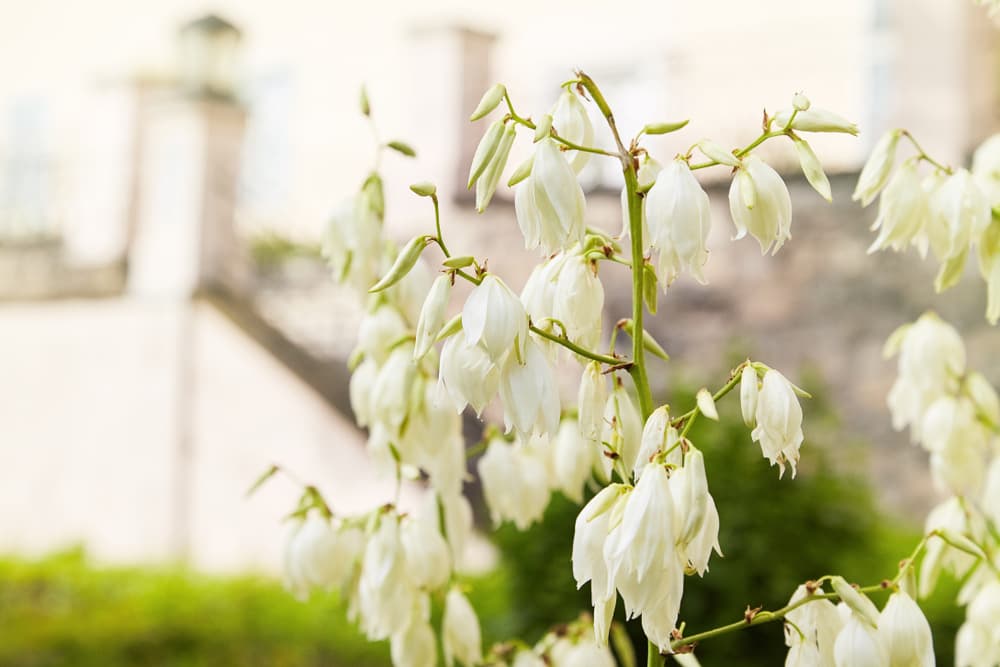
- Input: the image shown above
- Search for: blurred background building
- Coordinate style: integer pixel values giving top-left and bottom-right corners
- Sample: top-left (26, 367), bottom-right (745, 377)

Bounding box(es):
top-left (0, 0), bottom-right (998, 576)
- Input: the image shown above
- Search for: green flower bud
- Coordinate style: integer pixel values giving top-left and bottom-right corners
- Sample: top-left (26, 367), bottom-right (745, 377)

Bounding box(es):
top-left (642, 119), bottom-right (689, 135)
top-left (369, 235), bottom-right (431, 293)
top-left (409, 181), bottom-right (437, 197)
top-left (469, 83), bottom-right (506, 121)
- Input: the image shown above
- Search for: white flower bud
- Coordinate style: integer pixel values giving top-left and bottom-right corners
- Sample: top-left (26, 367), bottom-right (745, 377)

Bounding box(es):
top-left (476, 123), bottom-right (516, 213)
top-left (833, 613), bottom-right (887, 667)
top-left (729, 156), bottom-right (793, 255)
top-left (696, 388), bottom-right (719, 420)
top-left (515, 139), bottom-right (586, 253)
top-left (634, 405), bottom-right (676, 481)
top-left (739, 365), bottom-right (759, 428)
top-left (646, 159), bottom-right (712, 285)
top-left (414, 275), bottom-right (452, 359)
top-left (830, 576), bottom-right (881, 628)
top-left (792, 92), bottom-right (811, 111)
top-left (793, 138), bottom-right (832, 202)
top-left (697, 139), bottom-right (740, 167)
top-left (774, 108), bottom-right (858, 135)
top-left (879, 591), bottom-right (934, 667)
top-left (551, 89), bottom-right (595, 173)
top-left (443, 587), bottom-right (482, 666)
top-left (469, 83), bottom-right (506, 121)
top-left (751, 370), bottom-right (804, 477)
top-left (436, 334), bottom-right (499, 416)
top-left (620, 155), bottom-right (662, 241)
top-left (854, 129), bottom-right (901, 206)
top-left (462, 274), bottom-right (528, 362)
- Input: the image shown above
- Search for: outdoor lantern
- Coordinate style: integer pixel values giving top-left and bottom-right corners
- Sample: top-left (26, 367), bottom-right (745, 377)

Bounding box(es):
top-left (176, 14), bottom-right (242, 98)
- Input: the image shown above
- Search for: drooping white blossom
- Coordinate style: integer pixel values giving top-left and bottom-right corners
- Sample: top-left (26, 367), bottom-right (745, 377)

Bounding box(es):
top-left (833, 612), bottom-right (887, 667)
top-left (399, 498), bottom-right (452, 590)
top-left (645, 159), bottom-right (712, 285)
top-left (462, 274), bottom-right (528, 362)
top-left (867, 160), bottom-right (930, 254)
top-left (515, 138), bottom-right (586, 253)
top-left (783, 584), bottom-right (843, 667)
top-left (442, 587), bottom-right (483, 667)
top-left (437, 333), bottom-right (499, 416)
top-left (879, 591), bottom-right (934, 667)
top-left (729, 155), bottom-right (793, 255)
top-left (603, 381), bottom-right (644, 476)
top-left (551, 89), bottom-right (595, 173)
top-left (854, 129), bottom-right (901, 206)
top-left (621, 154), bottom-right (662, 241)
top-left (414, 275), bottom-right (452, 359)
top-left (578, 361), bottom-right (609, 444)
top-left (478, 436), bottom-right (552, 529)
top-left (552, 254), bottom-right (605, 351)
top-left (390, 610), bottom-right (437, 667)
top-left (553, 418), bottom-right (598, 503)
top-left (284, 514), bottom-right (365, 600)
top-left (669, 449), bottom-right (722, 575)
top-left (499, 338), bottom-right (561, 439)
top-left (751, 370), bottom-right (804, 477)
top-left (358, 516), bottom-right (418, 640)
top-left (740, 365), bottom-right (759, 428)
top-left (926, 168), bottom-right (990, 264)
top-left (972, 133), bottom-right (1000, 205)
top-left (572, 484), bottom-right (627, 644)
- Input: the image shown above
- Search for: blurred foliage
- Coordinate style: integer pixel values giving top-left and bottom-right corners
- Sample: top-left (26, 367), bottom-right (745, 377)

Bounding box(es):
top-left (0, 548), bottom-right (388, 667)
top-left (489, 369), bottom-right (965, 666)
top-left (249, 233), bottom-right (321, 268)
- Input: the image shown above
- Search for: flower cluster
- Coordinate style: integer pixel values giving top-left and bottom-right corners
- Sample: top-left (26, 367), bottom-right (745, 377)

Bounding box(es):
top-left (883, 312), bottom-right (1000, 665)
top-left (857, 129), bottom-right (1000, 323)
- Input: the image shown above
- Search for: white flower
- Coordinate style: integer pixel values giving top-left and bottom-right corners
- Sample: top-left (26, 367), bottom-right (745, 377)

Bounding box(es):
top-left (515, 138), bottom-right (586, 253)
top-left (833, 613), bottom-right (887, 667)
top-left (443, 587), bottom-right (482, 666)
top-left (669, 449), bottom-right (722, 575)
top-left (854, 129), bottom-right (901, 206)
top-left (927, 168), bottom-right (991, 263)
top-left (521, 253), bottom-right (566, 324)
top-left (322, 192), bottom-right (383, 291)
top-left (620, 154), bottom-right (662, 241)
top-left (751, 370), bottom-right (804, 477)
top-left (349, 358), bottom-right (378, 428)
top-left (558, 638), bottom-right (618, 667)
top-left (358, 516), bottom-right (417, 640)
top-left (604, 465), bottom-right (685, 650)
top-left (437, 333), bottom-right (499, 416)
top-left (774, 107), bottom-right (858, 135)
top-left (879, 591), bottom-right (934, 667)
top-left (793, 138), bottom-right (832, 202)
top-left (356, 305), bottom-right (409, 365)
top-left (972, 133), bottom-right (1000, 206)
top-left (462, 274), bottom-right (528, 362)
top-left (572, 484), bottom-right (625, 607)
top-left (578, 361), bottom-right (609, 444)
top-left (977, 217), bottom-right (1000, 324)
top-left (784, 584), bottom-right (843, 667)
top-left (603, 381), bottom-right (644, 476)
top-left (959, 582), bottom-right (1000, 667)
top-left (553, 418), bottom-right (597, 503)
top-left (634, 405), bottom-right (678, 481)
top-left (729, 156), bottom-right (793, 255)
top-left (284, 515), bottom-right (364, 600)
top-left (440, 491), bottom-right (474, 564)
top-left (922, 395), bottom-right (989, 496)
top-left (830, 576), bottom-right (881, 629)
top-left (645, 159), bottom-right (712, 285)
top-left (739, 365), bottom-right (759, 428)
top-left (867, 160), bottom-right (930, 253)
top-left (553, 255), bottom-right (605, 351)
top-left (478, 436), bottom-right (551, 529)
top-left (919, 497), bottom-right (976, 598)
top-left (551, 89), bottom-right (595, 173)
top-left (885, 312), bottom-right (965, 441)
top-left (499, 338), bottom-right (561, 439)
top-left (370, 347), bottom-right (418, 436)
top-left (512, 650), bottom-right (547, 667)
top-left (390, 612), bottom-right (437, 667)
top-left (414, 275), bottom-right (452, 359)
top-left (400, 498), bottom-right (451, 590)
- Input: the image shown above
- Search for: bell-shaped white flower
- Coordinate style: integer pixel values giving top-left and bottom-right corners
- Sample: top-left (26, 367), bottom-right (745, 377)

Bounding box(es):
top-left (922, 395), bottom-right (989, 496)
top-left (553, 418), bottom-right (597, 503)
top-left (573, 486), bottom-right (624, 646)
top-left (868, 160), bottom-right (930, 254)
top-left (515, 139), bottom-right (586, 253)
top-left (551, 89), bottom-right (595, 173)
top-left (740, 365), bottom-right (759, 428)
top-left (552, 255), bottom-right (605, 351)
top-left (322, 191), bottom-right (384, 291)
top-left (442, 587), bottom-right (483, 667)
top-left (478, 436), bottom-right (552, 529)
top-left (879, 591), bottom-right (934, 667)
top-left (833, 612), bottom-right (887, 667)
top-left (784, 584), bottom-right (843, 667)
top-left (751, 370), bottom-right (804, 477)
top-left (437, 333), bottom-right (499, 416)
top-left (390, 611), bottom-right (437, 667)
top-left (956, 616), bottom-right (1000, 667)
top-left (358, 515), bottom-right (417, 640)
top-left (557, 637), bottom-right (618, 667)
top-left (927, 168), bottom-right (991, 263)
top-left (370, 347), bottom-right (418, 436)
top-left (977, 217), bottom-right (1000, 324)
top-left (356, 305), bottom-right (409, 366)
top-left (669, 449), bottom-right (722, 575)
top-left (499, 338), bottom-right (561, 439)
top-left (854, 129), bottom-right (901, 206)
top-left (440, 490), bottom-right (474, 564)
top-left (463, 274), bottom-right (528, 362)
top-left (729, 156), bottom-right (793, 255)
top-left (603, 381), bottom-right (644, 476)
top-left (919, 497), bottom-right (976, 598)
top-left (960, 582), bottom-right (1000, 667)
top-left (645, 159), bottom-right (712, 285)
top-left (414, 275), bottom-right (452, 359)
top-left (349, 358), bottom-right (378, 428)
top-left (284, 514), bottom-right (364, 600)
top-left (885, 312), bottom-right (965, 441)
top-left (634, 405), bottom-right (679, 481)
top-left (578, 361), bottom-right (609, 444)
top-left (400, 498), bottom-right (452, 590)
top-left (521, 253), bottom-right (567, 325)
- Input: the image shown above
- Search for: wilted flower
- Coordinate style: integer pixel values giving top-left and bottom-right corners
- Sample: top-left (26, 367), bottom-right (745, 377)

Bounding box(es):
top-left (729, 156), bottom-right (793, 255)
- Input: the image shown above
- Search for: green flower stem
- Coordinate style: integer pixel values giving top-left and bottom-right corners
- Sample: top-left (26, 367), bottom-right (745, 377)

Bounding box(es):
top-left (577, 69), bottom-right (660, 667)
top-left (687, 130), bottom-right (785, 171)
top-left (901, 130), bottom-right (954, 174)
top-left (431, 194), bottom-right (450, 257)
top-left (675, 364), bottom-right (748, 438)
top-left (503, 94), bottom-right (617, 157)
